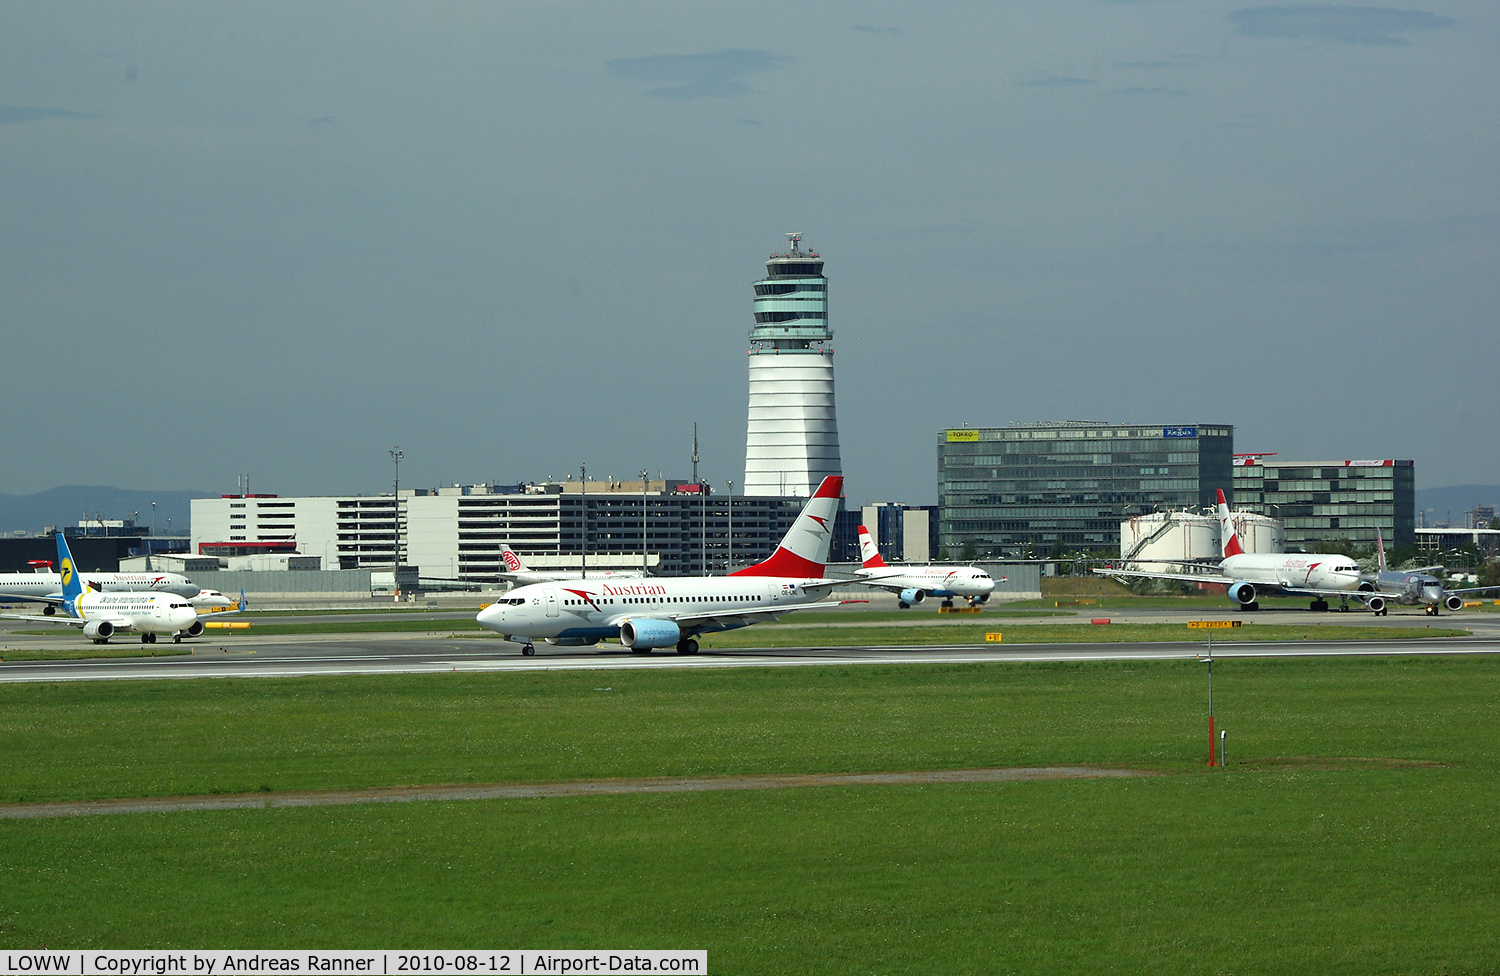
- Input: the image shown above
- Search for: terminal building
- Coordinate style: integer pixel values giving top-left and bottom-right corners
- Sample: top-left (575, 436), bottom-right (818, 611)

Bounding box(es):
top-left (1231, 456), bottom-right (1415, 549)
top-left (191, 479), bottom-right (807, 584)
top-left (937, 422), bottom-right (1235, 557)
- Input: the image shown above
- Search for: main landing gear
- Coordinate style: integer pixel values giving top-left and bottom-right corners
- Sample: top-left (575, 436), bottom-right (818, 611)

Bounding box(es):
top-left (1310, 599), bottom-right (1329, 612)
top-left (141, 633), bottom-right (157, 644)
top-left (675, 638), bottom-right (699, 655)
top-left (941, 599), bottom-right (955, 609)
top-left (1237, 602), bottom-right (1260, 612)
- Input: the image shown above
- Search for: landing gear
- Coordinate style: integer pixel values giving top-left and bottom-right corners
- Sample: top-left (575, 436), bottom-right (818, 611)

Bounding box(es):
top-left (1426, 605), bottom-right (1439, 616)
top-left (43, 605), bottom-right (56, 616)
top-left (941, 599), bottom-right (954, 609)
top-left (520, 643), bottom-right (536, 656)
top-left (897, 602), bottom-right (911, 610)
top-left (675, 638), bottom-right (699, 655)
top-left (172, 634), bottom-right (181, 644)
top-left (1237, 601), bottom-right (1260, 612)
top-left (631, 647), bottom-right (653, 655)
top-left (1310, 599), bottom-right (1329, 612)
top-left (141, 633), bottom-right (156, 644)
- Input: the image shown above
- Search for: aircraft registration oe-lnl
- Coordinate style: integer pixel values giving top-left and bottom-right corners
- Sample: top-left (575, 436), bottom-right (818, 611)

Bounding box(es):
top-left (1361, 529), bottom-right (1500, 616)
top-left (494, 543), bottom-right (647, 584)
top-left (853, 525), bottom-right (998, 608)
top-left (0, 563), bottom-right (200, 612)
top-left (0, 533), bottom-right (242, 644)
top-left (477, 476), bottom-right (847, 655)
top-left (1095, 489), bottom-right (1375, 612)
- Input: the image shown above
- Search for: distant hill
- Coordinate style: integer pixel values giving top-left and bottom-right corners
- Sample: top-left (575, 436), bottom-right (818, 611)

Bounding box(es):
top-left (1415, 485), bottom-right (1500, 527)
top-left (0, 486), bottom-right (207, 536)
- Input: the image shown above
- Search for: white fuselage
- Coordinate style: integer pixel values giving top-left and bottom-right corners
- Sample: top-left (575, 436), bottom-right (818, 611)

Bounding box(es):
top-left (858, 566), bottom-right (995, 598)
top-left (477, 576), bottom-right (825, 643)
top-left (75, 592), bottom-right (201, 636)
top-left (1219, 553), bottom-right (1362, 592)
top-left (0, 571), bottom-right (200, 603)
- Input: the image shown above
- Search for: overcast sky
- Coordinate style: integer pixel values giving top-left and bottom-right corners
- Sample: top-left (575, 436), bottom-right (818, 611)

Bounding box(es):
top-left (3, 2), bottom-right (1495, 507)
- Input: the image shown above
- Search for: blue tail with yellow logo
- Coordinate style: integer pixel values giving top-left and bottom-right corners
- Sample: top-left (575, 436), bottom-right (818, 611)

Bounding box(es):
top-left (55, 532), bottom-right (85, 615)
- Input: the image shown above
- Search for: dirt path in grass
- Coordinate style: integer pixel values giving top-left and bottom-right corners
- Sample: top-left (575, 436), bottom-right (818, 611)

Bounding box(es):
top-left (0, 766), bottom-right (1157, 819)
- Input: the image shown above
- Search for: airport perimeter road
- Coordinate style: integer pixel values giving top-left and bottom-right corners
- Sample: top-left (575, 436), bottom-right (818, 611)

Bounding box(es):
top-left (3, 632), bottom-right (1499, 683)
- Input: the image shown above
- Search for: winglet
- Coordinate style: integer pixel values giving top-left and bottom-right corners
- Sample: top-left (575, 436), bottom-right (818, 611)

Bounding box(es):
top-left (857, 525), bottom-right (888, 569)
top-left (1216, 489), bottom-right (1244, 558)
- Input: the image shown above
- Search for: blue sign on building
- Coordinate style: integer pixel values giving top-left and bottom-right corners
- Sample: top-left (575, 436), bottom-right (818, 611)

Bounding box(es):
top-left (1163, 426), bottom-right (1198, 438)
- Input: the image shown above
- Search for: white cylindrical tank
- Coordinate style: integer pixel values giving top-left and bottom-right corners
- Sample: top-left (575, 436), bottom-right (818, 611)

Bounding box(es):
top-left (1119, 512), bottom-right (1218, 562)
top-left (1231, 513), bottom-right (1285, 555)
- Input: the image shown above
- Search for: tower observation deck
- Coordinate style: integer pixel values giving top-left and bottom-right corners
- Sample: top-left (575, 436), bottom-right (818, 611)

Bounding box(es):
top-left (743, 234), bottom-right (843, 497)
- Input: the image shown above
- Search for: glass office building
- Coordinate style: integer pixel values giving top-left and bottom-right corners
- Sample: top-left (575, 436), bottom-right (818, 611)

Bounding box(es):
top-left (1232, 457), bottom-right (1414, 549)
top-left (937, 422), bottom-right (1234, 557)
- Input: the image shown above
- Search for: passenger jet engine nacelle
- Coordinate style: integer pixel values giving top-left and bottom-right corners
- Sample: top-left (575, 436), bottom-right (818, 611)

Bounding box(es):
top-left (620, 618), bottom-right (682, 649)
top-left (898, 588), bottom-right (927, 606)
top-left (83, 619), bottom-right (115, 640)
top-left (1366, 596), bottom-right (1386, 614)
top-left (1444, 594), bottom-right (1465, 612)
top-left (183, 619), bottom-right (205, 638)
top-left (1226, 582), bottom-right (1258, 606)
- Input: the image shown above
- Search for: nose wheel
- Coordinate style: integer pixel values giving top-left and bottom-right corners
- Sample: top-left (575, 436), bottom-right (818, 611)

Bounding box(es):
top-left (520, 643), bottom-right (536, 656)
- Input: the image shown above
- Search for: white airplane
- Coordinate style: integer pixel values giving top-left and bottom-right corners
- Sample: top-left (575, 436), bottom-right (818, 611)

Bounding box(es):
top-left (0, 563), bottom-right (200, 612)
top-left (852, 525), bottom-right (998, 608)
top-left (0, 534), bottom-right (240, 644)
top-left (1360, 529), bottom-right (1500, 616)
top-left (1095, 489), bottom-right (1372, 611)
top-left (189, 588), bottom-right (238, 612)
top-left (477, 476), bottom-right (848, 655)
top-left (495, 544), bottom-right (647, 584)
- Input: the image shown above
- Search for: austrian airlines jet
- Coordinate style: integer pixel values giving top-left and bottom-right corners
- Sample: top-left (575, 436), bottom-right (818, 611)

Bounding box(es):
top-left (0, 534), bottom-right (239, 644)
top-left (1359, 529), bottom-right (1500, 616)
top-left (477, 476), bottom-right (846, 655)
top-left (1095, 490), bottom-right (1369, 611)
top-left (853, 525), bottom-right (998, 608)
top-left (0, 567), bottom-right (200, 610)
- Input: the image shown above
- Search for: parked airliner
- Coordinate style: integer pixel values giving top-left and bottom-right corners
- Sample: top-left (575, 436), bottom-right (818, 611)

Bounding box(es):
top-left (495, 544), bottom-right (647, 584)
top-left (0, 564), bottom-right (200, 610)
top-left (0, 534), bottom-right (237, 644)
top-left (1096, 490), bottom-right (1374, 611)
top-left (852, 525), bottom-right (998, 608)
top-left (477, 476), bottom-right (847, 655)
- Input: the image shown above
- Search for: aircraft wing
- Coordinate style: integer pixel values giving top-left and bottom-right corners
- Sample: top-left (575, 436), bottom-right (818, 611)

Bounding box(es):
top-left (0, 612), bottom-right (92, 628)
top-left (0, 593), bottom-right (67, 607)
top-left (1092, 567), bottom-right (1236, 586)
top-left (1445, 584), bottom-right (1500, 597)
top-left (669, 599), bottom-right (848, 630)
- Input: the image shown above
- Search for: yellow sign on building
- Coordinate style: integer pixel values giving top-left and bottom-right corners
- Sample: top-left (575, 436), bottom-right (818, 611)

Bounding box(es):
top-left (946, 429), bottom-right (979, 442)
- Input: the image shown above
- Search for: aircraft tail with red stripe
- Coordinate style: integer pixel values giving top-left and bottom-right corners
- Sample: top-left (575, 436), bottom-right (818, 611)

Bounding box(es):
top-left (857, 525), bottom-right (888, 569)
top-left (731, 476), bottom-right (843, 578)
top-left (1216, 489), bottom-right (1244, 558)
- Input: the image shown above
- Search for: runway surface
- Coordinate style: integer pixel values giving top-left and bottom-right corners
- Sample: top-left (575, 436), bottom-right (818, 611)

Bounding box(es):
top-left (3, 629), bottom-right (1498, 683)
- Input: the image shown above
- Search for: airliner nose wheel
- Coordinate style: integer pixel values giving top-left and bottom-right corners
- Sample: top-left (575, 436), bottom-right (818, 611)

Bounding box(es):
top-left (521, 644), bottom-right (536, 656)
top-left (172, 634), bottom-right (181, 643)
top-left (675, 638), bottom-right (699, 655)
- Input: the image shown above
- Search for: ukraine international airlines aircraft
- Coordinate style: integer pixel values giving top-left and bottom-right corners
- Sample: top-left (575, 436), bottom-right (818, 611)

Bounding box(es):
top-left (478, 476), bottom-right (846, 655)
top-left (853, 525), bottom-right (997, 608)
top-left (1096, 490), bottom-right (1371, 611)
top-left (0, 534), bottom-right (239, 644)
top-left (495, 544), bottom-right (647, 584)
top-left (0, 566), bottom-right (200, 609)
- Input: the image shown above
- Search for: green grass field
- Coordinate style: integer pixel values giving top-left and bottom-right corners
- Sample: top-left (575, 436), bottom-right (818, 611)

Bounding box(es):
top-left (3, 656), bottom-right (1500, 972)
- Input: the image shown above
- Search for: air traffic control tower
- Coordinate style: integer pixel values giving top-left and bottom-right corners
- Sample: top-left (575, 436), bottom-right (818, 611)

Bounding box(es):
top-left (743, 234), bottom-right (843, 497)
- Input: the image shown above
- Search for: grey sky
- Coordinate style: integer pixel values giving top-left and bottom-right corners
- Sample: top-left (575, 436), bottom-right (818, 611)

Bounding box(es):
top-left (2, 2), bottom-right (1495, 508)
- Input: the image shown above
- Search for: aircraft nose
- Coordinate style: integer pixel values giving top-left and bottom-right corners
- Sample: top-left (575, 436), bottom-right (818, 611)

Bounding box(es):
top-left (477, 603), bottom-right (504, 630)
top-left (977, 576), bottom-right (996, 593)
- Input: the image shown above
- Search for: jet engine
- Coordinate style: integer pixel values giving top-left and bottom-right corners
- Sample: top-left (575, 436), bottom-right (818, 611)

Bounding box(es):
top-left (1366, 596), bottom-right (1386, 614)
top-left (82, 619), bottom-right (115, 640)
top-left (1358, 580), bottom-right (1376, 593)
top-left (546, 636), bottom-right (601, 646)
top-left (1444, 594), bottom-right (1465, 612)
top-left (182, 619), bottom-right (205, 638)
top-left (620, 618), bottom-right (682, 649)
top-left (898, 588), bottom-right (927, 607)
top-left (1226, 582), bottom-right (1258, 606)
